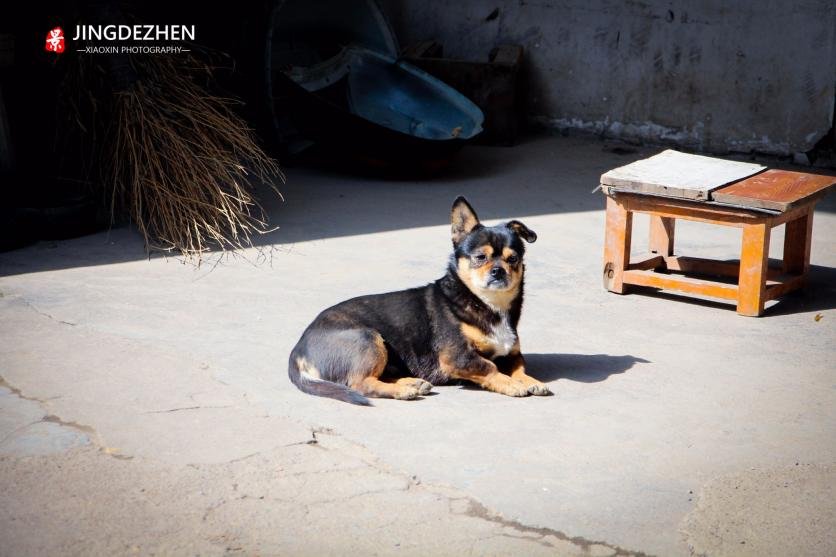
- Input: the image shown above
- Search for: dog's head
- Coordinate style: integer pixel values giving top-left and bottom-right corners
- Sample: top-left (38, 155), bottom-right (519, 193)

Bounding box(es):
top-left (449, 196), bottom-right (536, 311)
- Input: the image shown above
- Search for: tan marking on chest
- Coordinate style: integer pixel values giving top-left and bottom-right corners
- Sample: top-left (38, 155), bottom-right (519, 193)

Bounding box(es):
top-left (460, 316), bottom-right (517, 357)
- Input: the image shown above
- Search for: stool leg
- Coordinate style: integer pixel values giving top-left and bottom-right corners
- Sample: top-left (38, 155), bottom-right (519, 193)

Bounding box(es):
top-left (783, 209), bottom-right (814, 275)
top-left (737, 223), bottom-right (770, 316)
top-left (604, 196), bottom-right (632, 293)
top-left (649, 215), bottom-right (675, 256)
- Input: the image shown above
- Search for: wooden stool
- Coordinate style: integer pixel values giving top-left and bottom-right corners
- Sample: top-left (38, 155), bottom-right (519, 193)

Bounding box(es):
top-left (602, 169), bottom-right (834, 316)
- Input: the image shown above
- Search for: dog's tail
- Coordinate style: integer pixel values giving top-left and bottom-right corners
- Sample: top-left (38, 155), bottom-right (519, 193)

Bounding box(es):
top-left (288, 353), bottom-right (371, 406)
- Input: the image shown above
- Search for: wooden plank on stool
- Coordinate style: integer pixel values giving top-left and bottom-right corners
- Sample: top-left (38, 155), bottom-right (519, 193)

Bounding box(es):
top-left (601, 150), bottom-right (765, 201)
top-left (712, 169), bottom-right (835, 211)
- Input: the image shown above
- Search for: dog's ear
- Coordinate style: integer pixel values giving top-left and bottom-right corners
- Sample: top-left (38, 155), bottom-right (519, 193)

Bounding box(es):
top-left (451, 196), bottom-right (480, 246)
top-left (506, 220), bottom-right (537, 243)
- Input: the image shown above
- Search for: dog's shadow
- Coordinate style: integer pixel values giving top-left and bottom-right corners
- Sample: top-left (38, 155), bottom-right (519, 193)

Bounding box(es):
top-left (524, 353), bottom-right (650, 383)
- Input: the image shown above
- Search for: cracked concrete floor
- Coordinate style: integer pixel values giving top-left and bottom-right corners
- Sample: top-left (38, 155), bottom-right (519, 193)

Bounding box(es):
top-left (1, 135), bottom-right (835, 556)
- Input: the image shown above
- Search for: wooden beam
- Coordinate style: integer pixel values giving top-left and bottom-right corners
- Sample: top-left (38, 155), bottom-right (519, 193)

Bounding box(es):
top-left (737, 223), bottom-right (771, 316)
top-left (649, 215), bottom-right (675, 256)
top-left (783, 209), bottom-right (814, 274)
top-left (623, 194), bottom-right (771, 227)
top-left (603, 196), bottom-right (632, 293)
top-left (622, 269), bottom-right (739, 300)
top-left (765, 274), bottom-right (807, 301)
top-left (628, 255), bottom-right (665, 271)
top-left (662, 256), bottom-right (783, 280)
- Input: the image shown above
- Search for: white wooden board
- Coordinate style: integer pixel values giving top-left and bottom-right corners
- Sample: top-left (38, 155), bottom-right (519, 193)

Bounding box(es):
top-left (600, 149), bottom-right (766, 201)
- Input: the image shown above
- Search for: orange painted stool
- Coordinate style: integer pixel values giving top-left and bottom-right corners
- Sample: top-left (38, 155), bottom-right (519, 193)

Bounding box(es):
top-left (602, 169), bottom-right (835, 316)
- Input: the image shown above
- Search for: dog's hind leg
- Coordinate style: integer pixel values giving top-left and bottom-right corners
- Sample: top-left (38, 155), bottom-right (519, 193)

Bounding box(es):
top-left (356, 376), bottom-right (423, 400)
top-left (333, 330), bottom-right (422, 400)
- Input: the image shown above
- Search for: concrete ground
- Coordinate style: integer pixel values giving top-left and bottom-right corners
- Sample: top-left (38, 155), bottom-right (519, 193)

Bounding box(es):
top-left (1, 135), bottom-right (834, 556)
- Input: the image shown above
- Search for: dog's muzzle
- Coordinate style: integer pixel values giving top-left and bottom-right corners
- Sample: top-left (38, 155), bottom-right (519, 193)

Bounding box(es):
top-left (486, 266), bottom-right (508, 288)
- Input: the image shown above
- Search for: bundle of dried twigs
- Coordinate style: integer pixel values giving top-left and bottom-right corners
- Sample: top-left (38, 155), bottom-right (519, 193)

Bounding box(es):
top-left (104, 55), bottom-right (283, 261)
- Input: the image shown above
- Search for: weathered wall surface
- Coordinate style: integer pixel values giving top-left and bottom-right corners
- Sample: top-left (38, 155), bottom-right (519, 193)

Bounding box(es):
top-left (382, 0), bottom-right (836, 156)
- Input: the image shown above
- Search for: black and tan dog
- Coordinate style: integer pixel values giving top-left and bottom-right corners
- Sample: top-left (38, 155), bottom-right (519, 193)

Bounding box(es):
top-left (288, 197), bottom-right (550, 405)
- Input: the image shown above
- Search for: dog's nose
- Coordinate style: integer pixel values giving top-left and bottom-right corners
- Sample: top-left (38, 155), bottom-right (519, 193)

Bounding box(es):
top-left (490, 267), bottom-right (505, 278)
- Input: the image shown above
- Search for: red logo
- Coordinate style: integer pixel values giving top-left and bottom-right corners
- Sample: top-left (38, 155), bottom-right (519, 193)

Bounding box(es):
top-left (45, 27), bottom-right (65, 53)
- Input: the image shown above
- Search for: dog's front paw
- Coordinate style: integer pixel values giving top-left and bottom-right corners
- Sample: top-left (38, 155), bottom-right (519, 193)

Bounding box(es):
top-left (414, 379), bottom-right (433, 395)
top-left (396, 378), bottom-right (433, 396)
top-left (527, 382), bottom-right (551, 396)
top-left (394, 386), bottom-right (420, 400)
top-left (500, 381), bottom-right (531, 397)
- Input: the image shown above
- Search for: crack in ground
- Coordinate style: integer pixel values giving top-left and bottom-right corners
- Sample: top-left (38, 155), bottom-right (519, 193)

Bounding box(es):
top-left (283, 429), bottom-right (327, 447)
top-left (451, 497), bottom-right (651, 556)
top-left (271, 465), bottom-right (372, 479)
top-left (0, 375), bottom-right (132, 461)
top-left (3, 372), bottom-right (651, 554)
top-left (0, 375), bottom-right (50, 404)
top-left (41, 414), bottom-right (97, 435)
top-left (499, 531), bottom-right (555, 546)
top-left (41, 415), bottom-right (132, 460)
top-left (282, 426), bottom-right (652, 556)
top-left (21, 298), bottom-right (77, 326)
top-left (143, 405), bottom-right (233, 414)
top-left (225, 452), bottom-right (261, 465)
top-left (301, 486), bottom-right (407, 509)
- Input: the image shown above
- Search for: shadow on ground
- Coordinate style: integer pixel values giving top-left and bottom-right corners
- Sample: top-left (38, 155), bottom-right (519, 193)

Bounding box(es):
top-left (0, 135), bottom-right (644, 277)
top-left (2, 134), bottom-right (834, 284)
top-left (525, 353), bottom-right (650, 383)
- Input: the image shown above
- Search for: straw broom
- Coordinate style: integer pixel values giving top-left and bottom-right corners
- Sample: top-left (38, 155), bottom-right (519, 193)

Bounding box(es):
top-left (102, 53), bottom-right (283, 261)
top-left (53, 1), bottom-right (282, 261)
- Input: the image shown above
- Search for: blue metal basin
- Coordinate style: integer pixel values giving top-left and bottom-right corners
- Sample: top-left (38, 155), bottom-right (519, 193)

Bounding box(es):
top-left (267, 0), bottom-right (484, 166)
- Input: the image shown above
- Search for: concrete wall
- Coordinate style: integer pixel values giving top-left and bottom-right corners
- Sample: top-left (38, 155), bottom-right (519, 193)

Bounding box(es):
top-left (382, 0), bottom-right (836, 157)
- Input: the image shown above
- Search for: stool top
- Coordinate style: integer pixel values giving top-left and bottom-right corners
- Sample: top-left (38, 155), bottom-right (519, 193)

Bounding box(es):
top-left (712, 169), bottom-right (835, 211)
top-left (601, 149), bottom-right (835, 212)
top-left (600, 149), bottom-right (765, 201)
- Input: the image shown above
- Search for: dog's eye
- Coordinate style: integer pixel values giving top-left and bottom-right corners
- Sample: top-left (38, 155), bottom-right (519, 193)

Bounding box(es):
top-left (473, 254), bottom-right (487, 263)
top-left (507, 255), bottom-right (519, 264)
